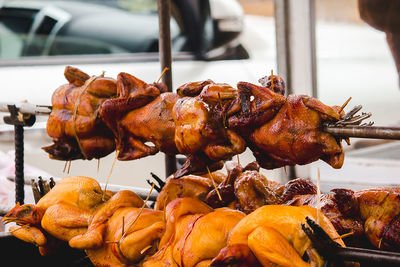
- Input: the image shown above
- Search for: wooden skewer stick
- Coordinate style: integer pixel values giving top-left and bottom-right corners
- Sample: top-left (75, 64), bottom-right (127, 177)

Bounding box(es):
top-left (141, 245), bottom-right (153, 255)
top-left (336, 231), bottom-right (354, 240)
top-left (121, 216), bottom-right (125, 238)
top-left (63, 161), bottom-right (68, 173)
top-left (103, 150), bottom-right (120, 201)
top-left (207, 166), bottom-right (222, 201)
top-left (156, 67), bottom-right (169, 84)
top-left (316, 168), bottom-right (321, 225)
top-left (270, 70), bottom-right (274, 91)
top-left (339, 97), bottom-right (352, 114)
top-left (97, 159), bottom-right (100, 174)
top-left (67, 160), bottom-right (72, 174)
top-left (119, 183), bottom-right (155, 243)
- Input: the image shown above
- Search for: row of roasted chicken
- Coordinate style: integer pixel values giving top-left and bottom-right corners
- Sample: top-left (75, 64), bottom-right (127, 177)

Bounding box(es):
top-left (43, 66), bottom-right (346, 177)
top-left (3, 163), bottom-right (399, 266)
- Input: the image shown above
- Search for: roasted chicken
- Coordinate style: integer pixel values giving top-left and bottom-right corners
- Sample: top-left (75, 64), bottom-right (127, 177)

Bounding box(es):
top-left (72, 190), bottom-right (165, 267)
top-left (250, 94), bottom-right (345, 169)
top-left (143, 197), bottom-right (245, 267)
top-left (99, 72), bottom-right (179, 161)
top-left (44, 67), bottom-right (348, 176)
top-left (2, 176), bottom-right (166, 266)
top-left (43, 66), bottom-right (117, 160)
top-left (285, 188), bottom-right (365, 247)
top-left (154, 175), bottom-right (213, 210)
top-left (2, 176), bottom-right (110, 255)
top-left (173, 81), bottom-right (246, 177)
top-left (211, 205), bottom-right (345, 267)
top-left (207, 161), bottom-right (283, 213)
top-left (356, 187), bottom-right (400, 252)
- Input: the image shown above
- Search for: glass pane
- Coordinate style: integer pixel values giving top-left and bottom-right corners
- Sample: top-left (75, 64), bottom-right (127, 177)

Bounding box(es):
top-left (0, 0), bottom-right (183, 59)
top-left (316, 0), bottom-right (400, 127)
top-left (314, 0), bottom-right (400, 190)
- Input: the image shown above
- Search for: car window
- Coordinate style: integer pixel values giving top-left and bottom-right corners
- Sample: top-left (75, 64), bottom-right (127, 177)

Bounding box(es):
top-left (0, 0), bottom-right (183, 59)
top-left (0, 0), bottom-right (248, 63)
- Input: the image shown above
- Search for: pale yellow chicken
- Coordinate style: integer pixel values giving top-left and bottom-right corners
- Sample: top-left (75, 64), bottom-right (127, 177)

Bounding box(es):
top-left (143, 197), bottom-right (245, 267)
top-left (212, 205), bottom-right (345, 267)
top-left (2, 176), bottom-right (166, 267)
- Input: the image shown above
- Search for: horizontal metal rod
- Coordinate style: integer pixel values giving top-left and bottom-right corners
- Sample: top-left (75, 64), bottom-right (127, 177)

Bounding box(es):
top-left (0, 102), bottom-right (51, 115)
top-left (335, 246), bottom-right (400, 264)
top-left (324, 125), bottom-right (400, 140)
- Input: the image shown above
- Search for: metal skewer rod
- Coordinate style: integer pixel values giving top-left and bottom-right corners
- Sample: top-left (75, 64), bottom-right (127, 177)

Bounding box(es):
top-left (324, 125), bottom-right (400, 140)
top-left (158, 0), bottom-right (177, 176)
top-left (0, 102), bottom-right (51, 115)
top-left (334, 246), bottom-right (400, 264)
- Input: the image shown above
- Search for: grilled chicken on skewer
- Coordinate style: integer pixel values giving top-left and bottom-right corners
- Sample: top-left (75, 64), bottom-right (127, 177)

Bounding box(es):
top-left (43, 66), bottom-right (347, 177)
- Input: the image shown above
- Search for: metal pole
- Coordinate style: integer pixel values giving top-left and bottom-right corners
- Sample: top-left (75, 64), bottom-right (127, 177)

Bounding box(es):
top-left (158, 0), bottom-right (177, 177)
top-left (274, 0), bottom-right (317, 181)
top-left (14, 125), bottom-right (24, 204)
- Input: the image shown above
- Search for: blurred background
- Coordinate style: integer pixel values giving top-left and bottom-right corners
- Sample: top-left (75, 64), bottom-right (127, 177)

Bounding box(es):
top-left (0, 0), bottom-right (399, 213)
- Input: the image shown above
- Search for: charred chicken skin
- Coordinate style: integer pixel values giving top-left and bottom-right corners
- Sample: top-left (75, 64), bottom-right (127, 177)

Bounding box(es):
top-left (143, 197), bottom-right (245, 267)
top-left (43, 66), bottom-right (117, 160)
top-left (212, 205), bottom-right (345, 267)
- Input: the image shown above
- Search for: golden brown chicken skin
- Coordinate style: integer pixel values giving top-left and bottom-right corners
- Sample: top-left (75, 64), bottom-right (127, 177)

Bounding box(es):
top-left (154, 175), bottom-right (213, 211)
top-left (173, 81), bottom-right (246, 177)
top-left (212, 205), bottom-right (345, 267)
top-left (356, 187), bottom-right (400, 251)
top-left (43, 66), bottom-right (117, 160)
top-left (251, 94), bottom-right (344, 169)
top-left (100, 72), bottom-right (179, 161)
top-left (143, 197), bottom-right (245, 267)
top-left (2, 176), bottom-right (110, 255)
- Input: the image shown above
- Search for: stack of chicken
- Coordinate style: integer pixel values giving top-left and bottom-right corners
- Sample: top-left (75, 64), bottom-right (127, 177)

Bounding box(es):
top-left (4, 67), bottom-right (399, 266)
top-left (3, 172), bottom-right (400, 266)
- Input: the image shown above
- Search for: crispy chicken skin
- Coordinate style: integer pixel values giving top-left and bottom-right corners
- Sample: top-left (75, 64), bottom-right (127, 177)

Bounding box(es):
top-left (2, 176), bottom-right (165, 266)
top-left (155, 175), bottom-right (213, 210)
top-left (212, 205), bottom-right (345, 267)
top-left (2, 176), bottom-right (109, 255)
top-left (143, 197), bottom-right (245, 267)
top-left (43, 66), bottom-right (117, 160)
top-left (207, 161), bottom-right (283, 213)
top-left (173, 81), bottom-right (246, 177)
top-left (356, 187), bottom-right (400, 251)
top-left (285, 189), bottom-right (365, 247)
top-left (251, 95), bottom-right (345, 170)
top-left (100, 72), bottom-right (179, 161)
top-left (45, 68), bottom-right (348, 176)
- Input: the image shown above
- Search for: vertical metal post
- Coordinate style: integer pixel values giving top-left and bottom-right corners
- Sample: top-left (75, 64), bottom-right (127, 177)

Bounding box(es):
top-left (274, 0), bottom-right (317, 180)
top-left (14, 125), bottom-right (24, 204)
top-left (158, 0), bottom-right (177, 176)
